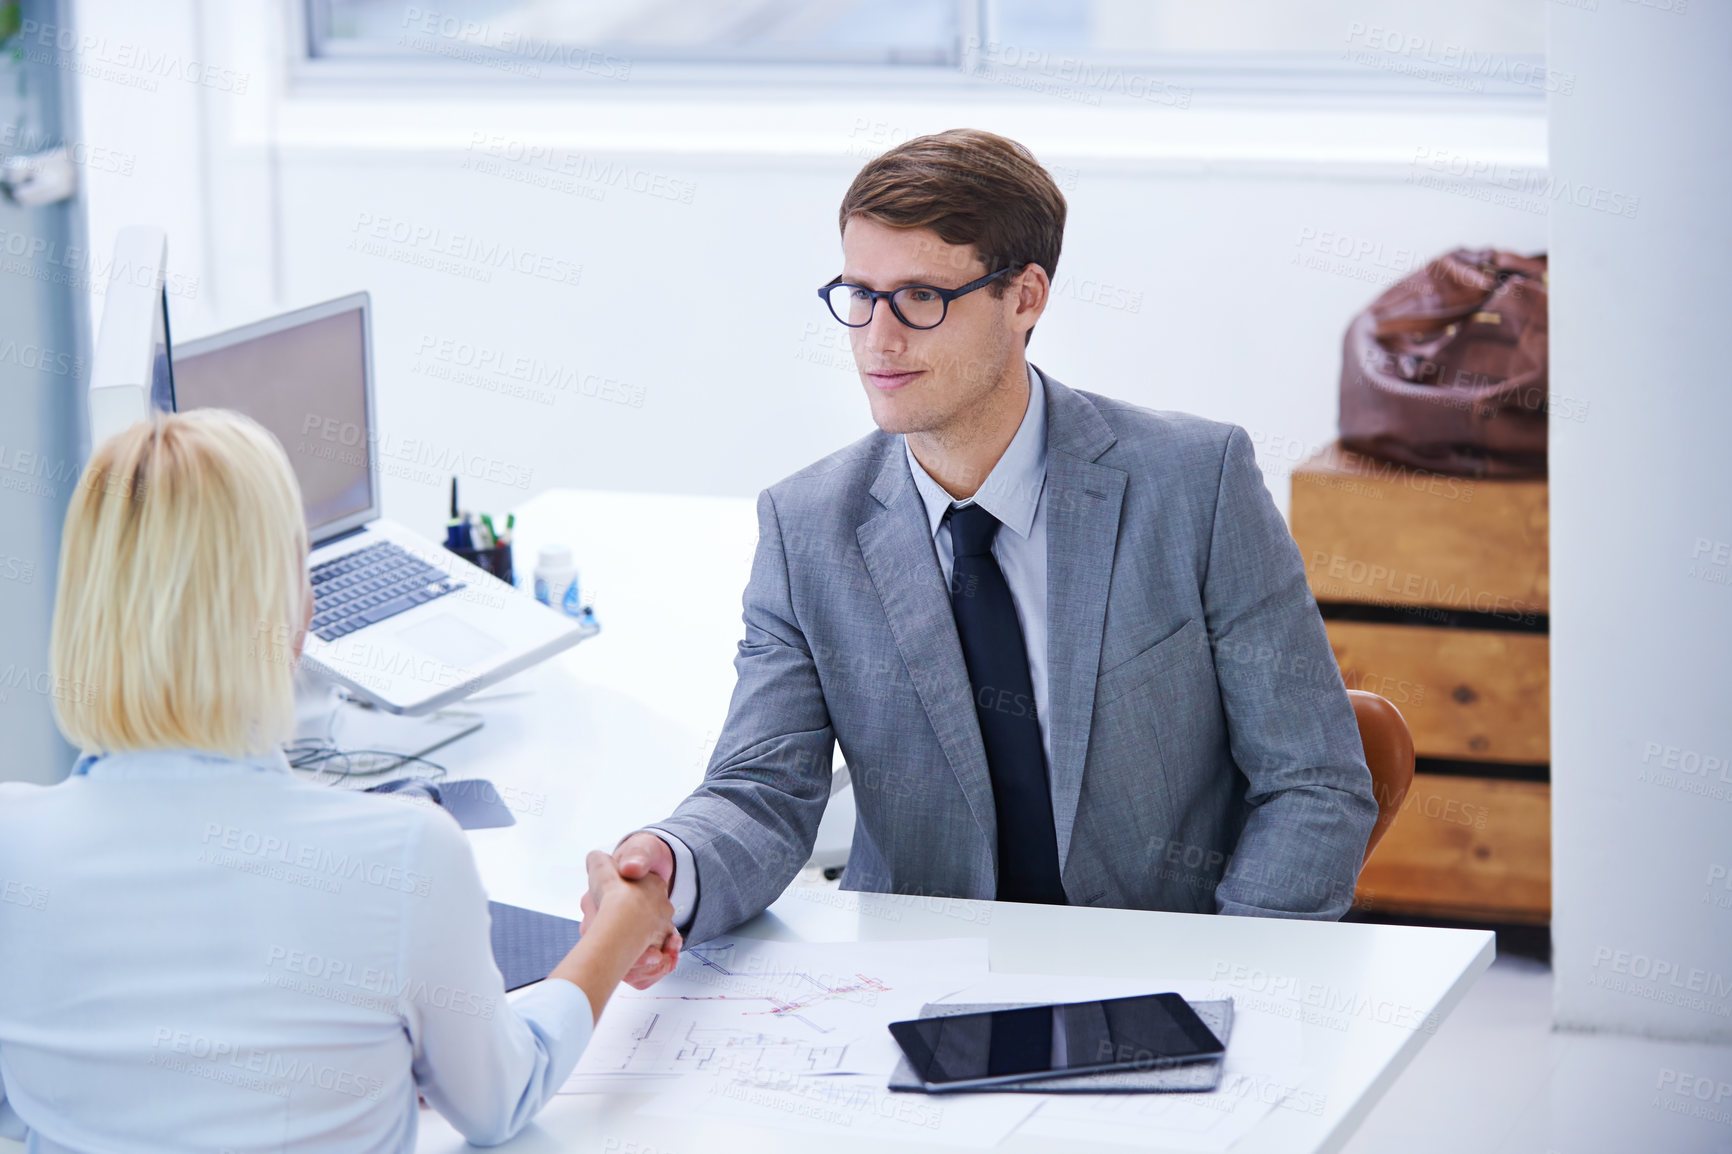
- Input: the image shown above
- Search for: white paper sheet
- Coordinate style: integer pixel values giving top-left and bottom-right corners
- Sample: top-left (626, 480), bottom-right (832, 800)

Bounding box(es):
top-left (560, 936), bottom-right (988, 1092)
top-left (638, 1069), bottom-right (1043, 1148)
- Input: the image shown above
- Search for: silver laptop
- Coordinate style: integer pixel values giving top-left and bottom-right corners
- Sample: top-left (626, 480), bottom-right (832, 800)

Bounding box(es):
top-left (171, 291), bottom-right (583, 715)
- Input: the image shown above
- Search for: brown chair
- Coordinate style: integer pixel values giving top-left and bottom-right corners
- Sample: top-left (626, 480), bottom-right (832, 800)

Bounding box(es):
top-left (1348, 689), bottom-right (1416, 862)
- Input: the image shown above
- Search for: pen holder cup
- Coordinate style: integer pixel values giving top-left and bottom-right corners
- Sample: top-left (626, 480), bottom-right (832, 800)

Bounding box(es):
top-left (447, 542), bottom-right (514, 587)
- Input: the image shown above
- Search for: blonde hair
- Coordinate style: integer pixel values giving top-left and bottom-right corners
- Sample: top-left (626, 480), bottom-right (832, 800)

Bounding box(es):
top-left (50, 409), bottom-right (309, 756)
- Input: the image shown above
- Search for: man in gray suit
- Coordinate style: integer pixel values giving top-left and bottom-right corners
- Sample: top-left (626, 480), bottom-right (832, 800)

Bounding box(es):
top-left (586, 129), bottom-right (1377, 987)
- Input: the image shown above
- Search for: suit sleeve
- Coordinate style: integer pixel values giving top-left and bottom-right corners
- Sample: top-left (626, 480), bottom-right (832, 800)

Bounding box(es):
top-left (1203, 426), bottom-right (1379, 919)
top-left (402, 811), bottom-right (594, 1145)
top-left (652, 488), bottom-right (837, 944)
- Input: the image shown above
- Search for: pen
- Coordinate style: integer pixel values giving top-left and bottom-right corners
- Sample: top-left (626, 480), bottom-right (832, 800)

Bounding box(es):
top-left (481, 513), bottom-right (499, 548)
top-left (445, 477), bottom-right (465, 550)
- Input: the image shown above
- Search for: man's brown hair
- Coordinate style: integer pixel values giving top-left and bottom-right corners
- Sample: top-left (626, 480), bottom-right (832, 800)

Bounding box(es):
top-left (838, 128), bottom-right (1067, 306)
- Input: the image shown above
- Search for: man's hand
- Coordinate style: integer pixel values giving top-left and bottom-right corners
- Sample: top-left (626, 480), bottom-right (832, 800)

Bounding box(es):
top-left (582, 831), bottom-right (682, 988)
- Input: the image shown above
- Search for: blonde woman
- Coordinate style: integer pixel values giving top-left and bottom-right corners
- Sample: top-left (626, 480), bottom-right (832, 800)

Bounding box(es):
top-left (0, 410), bottom-right (674, 1151)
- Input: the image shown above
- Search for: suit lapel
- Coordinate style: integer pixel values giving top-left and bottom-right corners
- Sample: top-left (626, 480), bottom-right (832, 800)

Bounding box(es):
top-left (857, 450), bottom-right (999, 854)
top-left (1039, 375), bottom-right (1126, 869)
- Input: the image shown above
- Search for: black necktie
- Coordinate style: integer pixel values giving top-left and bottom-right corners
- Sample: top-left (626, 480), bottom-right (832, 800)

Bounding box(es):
top-left (946, 503), bottom-right (1066, 905)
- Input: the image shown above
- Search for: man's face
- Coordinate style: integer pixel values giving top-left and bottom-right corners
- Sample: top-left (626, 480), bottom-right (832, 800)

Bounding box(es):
top-left (839, 217), bottom-right (1025, 437)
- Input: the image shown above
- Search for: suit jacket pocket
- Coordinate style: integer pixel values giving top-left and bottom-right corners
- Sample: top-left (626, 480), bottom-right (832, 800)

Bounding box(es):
top-left (1094, 616), bottom-right (1205, 710)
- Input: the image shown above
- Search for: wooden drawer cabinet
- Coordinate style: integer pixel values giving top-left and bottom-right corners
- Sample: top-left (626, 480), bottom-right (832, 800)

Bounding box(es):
top-left (1291, 443), bottom-right (1551, 924)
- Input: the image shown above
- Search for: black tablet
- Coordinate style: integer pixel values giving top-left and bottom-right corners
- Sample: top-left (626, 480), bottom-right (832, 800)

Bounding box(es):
top-left (888, 992), bottom-right (1225, 1092)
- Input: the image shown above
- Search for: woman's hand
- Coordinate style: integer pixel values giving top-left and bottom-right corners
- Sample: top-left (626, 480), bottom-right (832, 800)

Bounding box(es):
top-left (581, 833), bottom-right (683, 989)
top-left (582, 851), bottom-right (677, 959)
top-left (549, 853), bottom-right (679, 1021)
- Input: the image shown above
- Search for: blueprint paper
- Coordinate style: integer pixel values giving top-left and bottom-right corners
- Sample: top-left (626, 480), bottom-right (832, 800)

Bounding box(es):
top-left (562, 941), bottom-right (1307, 1149)
top-left (560, 936), bottom-right (988, 1092)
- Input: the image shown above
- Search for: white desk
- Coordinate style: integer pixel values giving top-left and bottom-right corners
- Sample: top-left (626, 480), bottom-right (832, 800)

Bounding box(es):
top-left (417, 894), bottom-right (1490, 1154)
top-left (415, 490), bottom-right (1493, 1153)
top-left (1, 489), bottom-right (1493, 1154)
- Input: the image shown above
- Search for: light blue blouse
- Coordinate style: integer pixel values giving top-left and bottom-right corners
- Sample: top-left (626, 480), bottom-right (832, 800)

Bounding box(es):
top-left (0, 748), bottom-right (592, 1152)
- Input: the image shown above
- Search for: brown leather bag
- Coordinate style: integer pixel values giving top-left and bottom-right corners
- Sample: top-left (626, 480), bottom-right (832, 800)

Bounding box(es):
top-left (1339, 248), bottom-right (1548, 477)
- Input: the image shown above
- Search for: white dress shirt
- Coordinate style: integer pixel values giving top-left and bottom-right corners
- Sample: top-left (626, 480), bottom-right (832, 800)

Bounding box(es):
top-left (0, 748), bottom-right (592, 1153)
top-left (645, 363), bottom-right (1052, 932)
top-left (902, 361), bottom-right (1052, 769)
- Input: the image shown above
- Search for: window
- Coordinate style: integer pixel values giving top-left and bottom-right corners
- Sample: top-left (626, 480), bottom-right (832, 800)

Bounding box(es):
top-left (305, 0), bottom-right (1551, 102)
top-left (311, 0), bottom-right (964, 69)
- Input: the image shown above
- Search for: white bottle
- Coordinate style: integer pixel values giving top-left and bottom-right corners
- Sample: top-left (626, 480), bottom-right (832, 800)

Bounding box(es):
top-left (532, 545), bottom-right (580, 616)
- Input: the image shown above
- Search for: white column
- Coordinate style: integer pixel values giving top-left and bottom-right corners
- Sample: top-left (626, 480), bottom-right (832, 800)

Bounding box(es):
top-left (1548, 0), bottom-right (1732, 1041)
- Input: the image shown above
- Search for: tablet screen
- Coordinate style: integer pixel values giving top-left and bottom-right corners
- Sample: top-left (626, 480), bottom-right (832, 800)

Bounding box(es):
top-left (888, 992), bottom-right (1224, 1089)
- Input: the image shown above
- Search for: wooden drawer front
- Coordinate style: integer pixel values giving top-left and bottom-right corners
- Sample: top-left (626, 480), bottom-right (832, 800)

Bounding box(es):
top-left (1356, 773), bottom-right (1550, 923)
top-left (1325, 621), bottom-right (1550, 763)
top-left (1291, 444), bottom-right (1548, 614)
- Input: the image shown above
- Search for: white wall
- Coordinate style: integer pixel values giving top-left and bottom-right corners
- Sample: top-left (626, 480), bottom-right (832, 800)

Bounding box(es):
top-left (72, 0), bottom-right (1549, 547)
top-left (1548, 2), bottom-right (1732, 1043)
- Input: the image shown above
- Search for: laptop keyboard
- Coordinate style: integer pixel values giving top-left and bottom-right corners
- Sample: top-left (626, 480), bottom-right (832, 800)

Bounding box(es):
top-left (309, 540), bottom-right (465, 642)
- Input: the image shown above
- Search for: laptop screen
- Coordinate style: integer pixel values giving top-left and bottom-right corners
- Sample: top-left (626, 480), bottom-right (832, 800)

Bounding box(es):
top-left (171, 296), bottom-right (376, 544)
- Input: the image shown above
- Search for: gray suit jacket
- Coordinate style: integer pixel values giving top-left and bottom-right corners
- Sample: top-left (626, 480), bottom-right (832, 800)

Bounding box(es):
top-left (657, 371), bottom-right (1377, 944)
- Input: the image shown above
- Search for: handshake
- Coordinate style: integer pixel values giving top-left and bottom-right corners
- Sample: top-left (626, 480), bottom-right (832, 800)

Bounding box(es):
top-left (579, 832), bottom-right (684, 991)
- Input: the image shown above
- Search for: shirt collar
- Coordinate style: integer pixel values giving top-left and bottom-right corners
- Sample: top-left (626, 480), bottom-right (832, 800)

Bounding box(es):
top-left (904, 362), bottom-right (1048, 541)
top-left (72, 747), bottom-right (295, 779)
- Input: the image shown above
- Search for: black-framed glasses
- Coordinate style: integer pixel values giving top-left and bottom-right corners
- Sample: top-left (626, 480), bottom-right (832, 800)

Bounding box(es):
top-left (817, 266), bottom-right (1015, 330)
